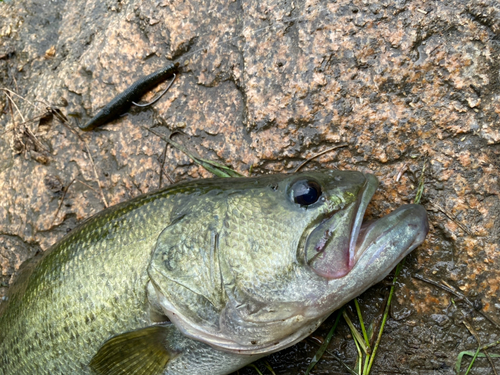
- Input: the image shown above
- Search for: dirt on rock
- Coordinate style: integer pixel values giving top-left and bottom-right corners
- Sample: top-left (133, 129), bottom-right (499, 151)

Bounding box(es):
top-left (1, 0), bottom-right (499, 374)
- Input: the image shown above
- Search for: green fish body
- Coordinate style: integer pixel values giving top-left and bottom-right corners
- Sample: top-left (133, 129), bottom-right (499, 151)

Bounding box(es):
top-left (0, 171), bottom-right (428, 374)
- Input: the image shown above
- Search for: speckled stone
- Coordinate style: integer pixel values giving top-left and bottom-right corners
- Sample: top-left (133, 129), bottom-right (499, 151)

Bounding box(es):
top-left (1, 0), bottom-right (499, 373)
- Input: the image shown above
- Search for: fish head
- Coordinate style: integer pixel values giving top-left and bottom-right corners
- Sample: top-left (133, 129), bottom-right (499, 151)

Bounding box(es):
top-left (148, 170), bottom-right (428, 355)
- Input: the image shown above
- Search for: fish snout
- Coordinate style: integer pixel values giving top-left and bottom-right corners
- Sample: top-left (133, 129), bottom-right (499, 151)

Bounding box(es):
top-left (356, 204), bottom-right (429, 268)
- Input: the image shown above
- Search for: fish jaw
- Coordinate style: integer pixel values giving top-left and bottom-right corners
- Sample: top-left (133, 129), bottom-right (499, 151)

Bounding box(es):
top-left (305, 174), bottom-right (428, 281)
top-left (314, 203), bottom-right (429, 315)
top-left (306, 174), bottom-right (379, 279)
top-left (353, 203), bottom-right (429, 272)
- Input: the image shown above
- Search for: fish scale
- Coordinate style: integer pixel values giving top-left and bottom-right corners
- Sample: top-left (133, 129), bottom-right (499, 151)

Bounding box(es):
top-left (0, 190), bottom-right (174, 374)
top-left (0, 171), bottom-right (428, 375)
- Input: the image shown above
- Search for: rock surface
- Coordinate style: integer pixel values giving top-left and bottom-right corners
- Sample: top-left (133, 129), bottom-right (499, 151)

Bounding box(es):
top-left (1, 0), bottom-right (499, 373)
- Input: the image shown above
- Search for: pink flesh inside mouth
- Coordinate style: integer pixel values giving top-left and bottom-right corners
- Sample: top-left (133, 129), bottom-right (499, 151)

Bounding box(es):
top-left (306, 176), bottom-right (378, 279)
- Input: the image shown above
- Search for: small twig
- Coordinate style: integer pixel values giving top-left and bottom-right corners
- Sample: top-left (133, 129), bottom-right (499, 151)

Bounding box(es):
top-left (430, 201), bottom-right (473, 236)
top-left (463, 320), bottom-right (498, 375)
top-left (394, 163), bottom-right (408, 182)
top-left (413, 274), bottom-right (464, 298)
top-left (3, 90), bottom-right (26, 123)
top-left (6, 93), bottom-right (16, 129)
top-left (22, 126), bottom-right (50, 153)
top-left (82, 137), bottom-right (109, 208)
top-left (50, 179), bottom-right (75, 226)
top-left (58, 116), bottom-right (109, 208)
top-left (47, 106), bottom-right (69, 124)
top-left (412, 274), bottom-right (500, 330)
top-left (1, 88), bottom-right (44, 112)
top-left (0, 110), bottom-right (54, 137)
top-left (294, 144), bottom-right (348, 173)
top-left (165, 172), bottom-right (174, 184)
top-left (75, 179), bottom-right (100, 194)
top-left (159, 141), bottom-right (169, 188)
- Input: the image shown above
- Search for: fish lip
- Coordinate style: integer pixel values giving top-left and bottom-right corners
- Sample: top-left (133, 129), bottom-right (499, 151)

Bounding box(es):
top-left (356, 204), bottom-right (429, 267)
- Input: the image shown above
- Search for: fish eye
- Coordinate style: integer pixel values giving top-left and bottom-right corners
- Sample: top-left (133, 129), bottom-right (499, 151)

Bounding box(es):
top-left (291, 180), bottom-right (322, 206)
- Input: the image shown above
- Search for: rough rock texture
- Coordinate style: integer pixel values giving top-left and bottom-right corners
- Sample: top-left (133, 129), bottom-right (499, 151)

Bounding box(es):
top-left (1, 0), bottom-right (499, 374)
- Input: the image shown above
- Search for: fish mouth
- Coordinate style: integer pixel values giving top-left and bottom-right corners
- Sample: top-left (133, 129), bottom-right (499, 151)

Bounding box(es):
top-left (306, 174), bottom-right (428, 280)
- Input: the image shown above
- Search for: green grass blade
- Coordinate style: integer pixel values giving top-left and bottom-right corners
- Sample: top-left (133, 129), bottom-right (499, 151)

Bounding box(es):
top-left (455, 349), bottom-right (500, 374)
top-left (464, 349), bottom-right (484, 375)
top-left (247, 364), bottom-right (263, 375)
top-left (263, 361), bottom-right (277, 375)
top-left (414, 157), bottom-right (427, 205)
top-left (199, 162), bottom-right (232, 178)
top-left (145, 127), bottom-right (243, 178)
top-left (305, 307), bottom-right (344, 375)
top-left (343, 310), bottom-right (369, 355)
top-left (365, 261), bottom-right (404, 374)
top-left (351, 329), bottom-right (363, 374)
top-left (354, 299), bottom-right (371, 352)
top-left (325, 350), bottom-right (359, 375)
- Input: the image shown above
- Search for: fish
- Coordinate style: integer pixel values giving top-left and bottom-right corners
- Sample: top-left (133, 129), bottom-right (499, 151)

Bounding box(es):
top-left (0, 170), bottom-right (428, 375)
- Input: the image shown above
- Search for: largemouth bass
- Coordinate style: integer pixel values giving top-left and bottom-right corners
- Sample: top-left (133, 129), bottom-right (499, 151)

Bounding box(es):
top-left (0, 170), bottom-right (428, 374)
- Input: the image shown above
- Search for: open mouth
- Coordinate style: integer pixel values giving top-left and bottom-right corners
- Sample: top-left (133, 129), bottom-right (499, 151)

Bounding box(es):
top-left (305, 173), bottom-right (429, 280)
top-left (305, 174), bottom-right (379, 279)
